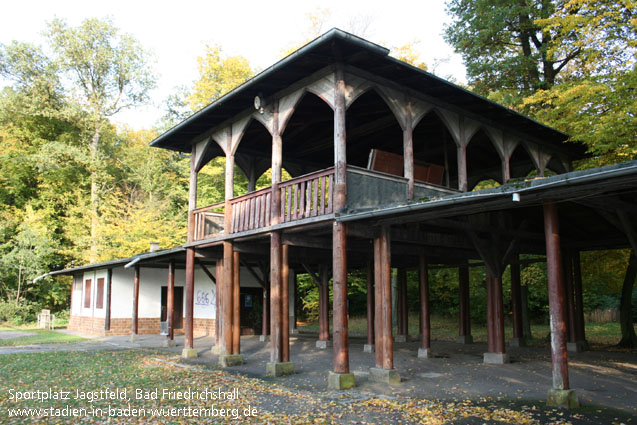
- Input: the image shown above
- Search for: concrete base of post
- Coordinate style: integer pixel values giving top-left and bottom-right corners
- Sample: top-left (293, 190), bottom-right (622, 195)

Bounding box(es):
top-left (163, 339), bottom-right (176, 347)
top-left (266, 361), bottom-right (295, 377)
top-left (547, 388), bottom-right (579, 408)
top-left (219, 354), bottom-right (243, 367)
top-left (394, 334), bottom-right (408, 343)
top-left (417, 348), bottom-right (433, 359)
top-left (369, 367), bottom-right (401, 385)
top-left (181, 348), bottom-right (198, 359)
top-left (259, 335), bottom-right (270, 342)
top-left (327, 371), bottom-right (355, 390)
top-left (316, 339), bottom-right (332, 349)
top-left (129, 334), bottom-right (138, 342)
top-left (567, 340), bottom-right (588, 353)
top-left (509, 337), bottom-right (526, 348)
top-left (457, 335), bottom-right (473, 344)
top-left (363, 344), bottom-right (375, 353)
top-left (483, 352), bottom-right (509, 364)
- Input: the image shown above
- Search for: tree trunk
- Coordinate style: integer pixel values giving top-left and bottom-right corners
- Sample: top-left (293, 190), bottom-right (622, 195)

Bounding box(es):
top-left (89, 125), bottom-right (100, 263)
top-left (15, 264), bottom-right (22, 306)
top-left (618, 252), bottom-right (637, 348)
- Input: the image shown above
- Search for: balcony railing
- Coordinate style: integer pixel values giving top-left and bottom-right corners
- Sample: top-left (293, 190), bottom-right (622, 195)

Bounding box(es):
top-left (191, 167), bottom-right (335, 240)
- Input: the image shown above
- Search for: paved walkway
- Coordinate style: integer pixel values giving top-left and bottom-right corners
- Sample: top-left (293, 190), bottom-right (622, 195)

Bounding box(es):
top-left (2, 330), bottom-right (635, 413)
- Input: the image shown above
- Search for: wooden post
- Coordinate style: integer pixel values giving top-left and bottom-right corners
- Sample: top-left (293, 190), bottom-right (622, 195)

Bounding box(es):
top-left (502, 156), bottom-right (511, 184)
top-left (511, 260), bottom-right (524, 344)
top-left (232, 250), bottom-right (240, 354)
top-left (457, 117), bottom-right (468, 192)
top-left (167, 261), bottom-right (175, 341)
top-left (216, 260), bottom-right (223, 345)
top-left (397, 268), bottom-right (408, 338)
top-left (270, 231), bottom-right (282, 363)
top-left (262, 284), bottom-right (270, 337)
top-left (334, 65), bottom-right (347, 212)
top-left (458, 262), bottom-right (472, 343)
top-left (184, 248), bottom-right (195, 350)
top-left (491, 274), bottom-right (505, 354)
top-left (332, 221), bottom-right (349, 374)
top-left (366, 261), bottom-right (375, 347)
top-left (105, 268), bottom-right (112, 331)
top-left (319, 266), bottom-right (330, 341)
top-left (132, 265), bottom-right (140, 336)
top-left (419, 256), bottom-right (431, 352)
top-left (222, 242), bottom-right (234, 355)
top-left (187, 145), bottom-right (198, 242)
top-left (281, 244), bottom-right (290, 362)
top-left (403, 115), bottom-right (414, 200)
top-left (373, 227), bottom-right (394, 370)
top-left (563, 251), bottom-right (577, 344)
top-left (573, 252), bottom-right (587, 344)
top-left (543, 201), bottom-right (570, 390)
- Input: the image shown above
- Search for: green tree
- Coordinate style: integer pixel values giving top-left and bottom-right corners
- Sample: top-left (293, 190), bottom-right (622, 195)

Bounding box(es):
top-left (187, 45), bottom-right (253, 112)
top-left (46, 17), bottom-right (156, 263)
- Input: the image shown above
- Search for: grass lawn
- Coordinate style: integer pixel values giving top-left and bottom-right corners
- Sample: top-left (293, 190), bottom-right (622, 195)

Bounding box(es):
top-left (0, 326), bottom-right (86, 347)
top-left (299, 314), bottom-right (626, 347)
top-left (1, 349), bottom-right (631, 424)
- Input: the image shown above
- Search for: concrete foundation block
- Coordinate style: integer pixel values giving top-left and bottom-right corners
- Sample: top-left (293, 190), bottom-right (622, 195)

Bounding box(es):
top-left (369, 367), bottom-right (401, 385)
top-left (316, 339), bottom-right (332, 349)
top-left (327, 371), bottom-right (356, 390)
top-left (163, 339), bottom-right (176, 347)
top-left (567, 340), bottom-right (588, 353)
top-left (363, 344), bottom-right (375, 353)
top-left (219, 354), bottom-right (244, 367)
top-left (483, 352), bottom-right (509, 364)
top-left (181, 348), bottom-right (198, 359)
top-left (266, 361), bottom-right (295, 377)
top-left (417, 348), bottom-right (433, 359)
top-left (457, 335), bottom-right (473, 344)
top-left (394, 334), bottom-right (408, 343)
top-left (259, 335), bottom-right (270, 342)
top-left (129, 334), bottom-right (138, 342)
top-left (509, 337), bottom-right (526, 348)
top-left (547, 388), bottom-right (579, 408)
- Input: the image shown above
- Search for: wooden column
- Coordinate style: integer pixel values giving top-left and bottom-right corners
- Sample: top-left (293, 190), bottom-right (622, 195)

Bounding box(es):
top-left (543, 201), bottom-right (570, 390)
top-left (187, 145), bottom-right (198, 242)
top-left (222, 242), bottom-right (234, 355)
top-left (184, 248), bottom-right (195, 349)
top-left (572, 252), bottom-right (587, 344)
top-left (131, 265), bottom-right (140, 336)
top-left (511, 260), bottom-right (524, 343)
top-left (458, 262), bottom-right (472, 342)
top-left (366, 262), bottom-right (375, 347)
top-left (502, 156), bottom-right (511, 184)
top-left (105, 268), bottom-right (112, 331)
top-left (216, 260), bottom-right (223, 345)
top-left (167, 261), bottom-right (175, 341)
top-left (487, 273), bottom-right (506, 354)
top-left (419, 256), bottom-right (431, 351)
top-left (270, 231), bottom-right (282, 362)
top-left (457, 117), bottom-right (468, 192)
top-left (319, 266), bottom-right (330, 341)
top-left (563, 251), bottom-right (577, 344)
top-left (333, 65), bottom-right (347, 211)
top-left (397, 268), bottom-right (408, 337)
top-left (403, 119), bottom-right (414, 200)
top-left (332, 221), bottom-right (349, 374)
top-left (262, 284), bottom-right (270, 337)
top-left (232, 250), bottom-right (240, 354)
top-left (281, 244), bottom-right (290, 362)
top-left (374, 227), bottom-right (393, 370)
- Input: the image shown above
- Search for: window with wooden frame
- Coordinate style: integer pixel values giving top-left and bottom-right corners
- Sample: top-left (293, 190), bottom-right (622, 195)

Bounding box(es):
top-left (84, 279), bottom-right (92, 308)
top-left (96, 278), bottom-right (105, 309)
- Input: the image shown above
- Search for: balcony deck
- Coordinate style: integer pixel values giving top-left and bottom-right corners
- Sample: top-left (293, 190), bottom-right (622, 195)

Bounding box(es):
top-left (190, 166), bottom-right (458, 243)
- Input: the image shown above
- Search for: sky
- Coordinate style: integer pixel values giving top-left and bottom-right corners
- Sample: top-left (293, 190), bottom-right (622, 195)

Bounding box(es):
top-left (0, 0), bottom-right (466, 129)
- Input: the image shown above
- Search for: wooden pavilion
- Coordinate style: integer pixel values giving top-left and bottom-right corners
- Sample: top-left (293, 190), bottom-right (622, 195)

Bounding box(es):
top-left (150, 29), bottom-right (637, 406)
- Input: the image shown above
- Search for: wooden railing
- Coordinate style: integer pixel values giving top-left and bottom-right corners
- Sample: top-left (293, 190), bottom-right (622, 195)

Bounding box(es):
top-left (191, 167), bottom-right (336, 240)
top-left (280, 168), bottom-right (334, 223)
top-left (192, 202), bottom-right (225, 240)
top-left (229, 186), bottom-right (272, 233)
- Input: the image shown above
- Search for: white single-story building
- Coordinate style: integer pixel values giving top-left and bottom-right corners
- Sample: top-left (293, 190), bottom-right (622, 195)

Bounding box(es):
top-left (43, 246), bottom-right (295, 338)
